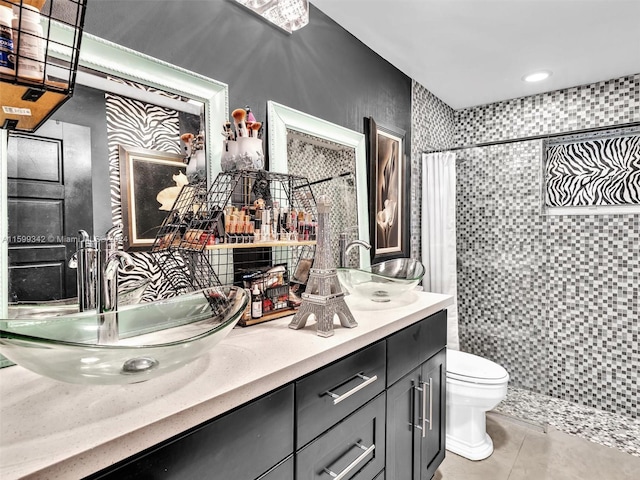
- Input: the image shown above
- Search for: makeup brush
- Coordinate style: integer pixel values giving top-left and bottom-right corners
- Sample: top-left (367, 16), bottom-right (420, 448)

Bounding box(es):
top-left (246, 121), bottom-right (254, 137)
top-left (232, 108), bottom-right (247, 137)
top-left (251, 122), bottom-right (262, 138)
top-left (227, 121), bottom-right (235, 140)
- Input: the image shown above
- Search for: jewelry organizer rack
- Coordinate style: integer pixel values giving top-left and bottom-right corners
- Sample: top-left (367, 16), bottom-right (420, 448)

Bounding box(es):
top-left (151, 170), bottom-right (317, 325)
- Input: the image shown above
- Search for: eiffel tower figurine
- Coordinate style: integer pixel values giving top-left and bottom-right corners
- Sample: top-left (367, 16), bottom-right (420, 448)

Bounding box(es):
top-left (289, 195), bottom-right (357, 337)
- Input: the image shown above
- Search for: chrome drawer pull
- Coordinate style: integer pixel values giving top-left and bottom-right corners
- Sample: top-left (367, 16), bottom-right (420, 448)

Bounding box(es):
top-left (325, 374), bottom-right (378, 405)
top-left (323, 442), bottom-right (376, 479)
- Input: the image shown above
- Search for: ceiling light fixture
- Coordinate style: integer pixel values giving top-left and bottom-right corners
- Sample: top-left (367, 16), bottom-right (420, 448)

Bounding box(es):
top-left (232, 0), bottom-right (309, 34)
top-left (522, 70), bottom-right (552, 83)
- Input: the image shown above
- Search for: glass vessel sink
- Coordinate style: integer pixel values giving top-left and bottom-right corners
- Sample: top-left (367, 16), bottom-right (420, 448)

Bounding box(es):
top-left (337, 258), bottom-right (425, 302)
top-left (0, 286), bottom-right (248, 385)
top-left (7, 278), bottom-right (152, 320)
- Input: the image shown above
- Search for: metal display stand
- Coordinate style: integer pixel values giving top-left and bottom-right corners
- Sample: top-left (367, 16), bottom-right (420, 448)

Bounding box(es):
top-left (151, 170), bottom-right (317, 323)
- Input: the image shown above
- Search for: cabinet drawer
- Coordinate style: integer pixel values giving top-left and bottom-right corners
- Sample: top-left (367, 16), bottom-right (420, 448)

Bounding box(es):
top-left (296, 393), bottom-right (386, 480)
top-left (386, 310), bottom-right (446, 387)
top-left (257, 455), bottom-right (293, 480)
top-left (89, 385), bottom-right (294, 480)
top-left (296, 341), bottom-right (386, 448)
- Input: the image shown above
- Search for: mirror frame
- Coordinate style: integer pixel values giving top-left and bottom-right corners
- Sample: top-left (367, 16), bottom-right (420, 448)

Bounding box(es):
top-left (266, 100), bottom-right (370, 269)
top-left (0, 24), bottom-right (229, 322)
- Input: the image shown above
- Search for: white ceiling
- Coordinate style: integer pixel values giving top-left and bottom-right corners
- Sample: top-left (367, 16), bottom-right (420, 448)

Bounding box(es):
top-left (310, 0), bottom-right (640, 110)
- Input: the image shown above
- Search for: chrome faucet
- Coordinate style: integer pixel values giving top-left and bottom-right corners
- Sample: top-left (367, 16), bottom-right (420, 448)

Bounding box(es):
top-left (70, 230), bottom-right (100, 312)
top-left (70, 227), bottom-right (136, 343)
top-left (96, 226), bottom-right (135, 344)
top-left (339, 232), bottom-right (372, 268)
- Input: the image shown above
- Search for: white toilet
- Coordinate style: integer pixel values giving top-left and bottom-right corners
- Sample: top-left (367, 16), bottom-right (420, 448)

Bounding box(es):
top-left (446, 349), bottom-right (509, 461)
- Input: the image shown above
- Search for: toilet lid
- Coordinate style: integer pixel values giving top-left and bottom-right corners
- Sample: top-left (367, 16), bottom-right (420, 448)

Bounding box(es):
top-left (446, 349), bottom-right (509, 385)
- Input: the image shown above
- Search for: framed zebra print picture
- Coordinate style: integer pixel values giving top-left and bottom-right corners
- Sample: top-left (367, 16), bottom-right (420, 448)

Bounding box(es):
top-left (544, 130), bottom-right (640, 213)
top-left (119, 144), bottom-right (187, 250)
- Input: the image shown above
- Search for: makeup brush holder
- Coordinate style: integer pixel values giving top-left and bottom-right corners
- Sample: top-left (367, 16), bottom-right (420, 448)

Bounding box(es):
top-left (222, 137), bottom-right (264, 172)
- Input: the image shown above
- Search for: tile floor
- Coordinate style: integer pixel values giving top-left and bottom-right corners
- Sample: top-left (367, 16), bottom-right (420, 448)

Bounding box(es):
top-left (494, 387), bottom-right (640, 457)
top-left (435, 412), bottom-right (640, 480)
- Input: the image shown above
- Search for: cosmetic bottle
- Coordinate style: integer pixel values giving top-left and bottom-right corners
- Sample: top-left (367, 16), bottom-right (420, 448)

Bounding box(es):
top-left (0, 4), bottom-right (15, 76)
top-left (12, 4), bottom-right (45, 81)
top-left (261, 208), bottom-right (270, 241)
top-left (251, 284), bottom-right (263, 319)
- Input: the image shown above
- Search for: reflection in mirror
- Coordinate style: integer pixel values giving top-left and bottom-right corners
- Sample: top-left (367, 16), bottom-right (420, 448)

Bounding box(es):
top-left (6, 80), bottom-right (203, 304)
top-left (267, 101), bottom-right (370, 269)
top-left (0, 25), bottom-right (229, 361)
top-left (286, 131), bottom-right (358, 268)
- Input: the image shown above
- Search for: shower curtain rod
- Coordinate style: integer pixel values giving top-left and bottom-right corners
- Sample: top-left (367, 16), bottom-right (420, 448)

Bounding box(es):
top-left (423, 120), bottom-right (640, 154)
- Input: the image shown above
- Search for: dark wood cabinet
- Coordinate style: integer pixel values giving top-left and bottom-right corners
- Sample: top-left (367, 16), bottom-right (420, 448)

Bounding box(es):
top-left (421, 349), bottom-right (446, 479)
top-left (386, 312), bottom-right (447, 480)
top-left (258, 456), bottom-right (294, 480)
top-left (386, 364), bottom-right (421, 479)
top-left (387, 310), bottom-right (447, 387)
top-left (86, 385), bottom-right (294, 480)
top-left (296, 341), bottom-right (386, 448)
top-left (296, 393), bottom-right (386, 480)
top-left (85, 310), bottom-right (447, 480)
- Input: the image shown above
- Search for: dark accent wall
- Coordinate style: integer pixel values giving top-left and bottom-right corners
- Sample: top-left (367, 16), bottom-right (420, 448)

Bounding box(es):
top-left (51, 84), bottom-right (110, 235)
top-left (82, 0), bottom-right (412, 164)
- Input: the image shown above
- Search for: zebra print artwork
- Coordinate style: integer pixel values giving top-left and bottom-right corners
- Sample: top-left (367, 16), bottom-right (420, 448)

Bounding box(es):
top-left (545, 135), bottom-right (640, 207)
top-left (105, 81), bottom-right (184, 301)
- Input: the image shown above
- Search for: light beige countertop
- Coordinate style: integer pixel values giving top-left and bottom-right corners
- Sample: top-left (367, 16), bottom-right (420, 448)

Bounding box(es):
top-left (0, 291), bottom-right (452, 480)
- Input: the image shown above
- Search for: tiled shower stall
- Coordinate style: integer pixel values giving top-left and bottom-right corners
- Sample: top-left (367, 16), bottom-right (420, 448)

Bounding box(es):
top-left (411, 74), bottom-right (640, 454)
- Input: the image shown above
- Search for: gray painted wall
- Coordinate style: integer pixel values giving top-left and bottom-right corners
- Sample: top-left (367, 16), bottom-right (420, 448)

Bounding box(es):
top-left (82, 0), bottom-right (412, 166)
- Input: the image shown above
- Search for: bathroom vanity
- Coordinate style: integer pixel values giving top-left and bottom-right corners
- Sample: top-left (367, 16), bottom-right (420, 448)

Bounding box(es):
top-left (0, 291), bottom-right (451, 480)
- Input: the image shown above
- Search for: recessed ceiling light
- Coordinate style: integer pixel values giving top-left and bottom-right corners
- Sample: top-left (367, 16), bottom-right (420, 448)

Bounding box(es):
top-left (523, 71), bottom-right (552, 82)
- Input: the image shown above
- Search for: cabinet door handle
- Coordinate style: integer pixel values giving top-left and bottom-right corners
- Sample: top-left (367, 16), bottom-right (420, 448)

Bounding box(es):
top-left (326, 373), bottom-right (378, 405)
top-left (422, 378), bottom-right (433, 433)
top-left (323, 442), bottom-right (376, 479)
top-left (414, 379), bottom-right (433, 437)
top-left (421, 380), bottom-right (428, 437)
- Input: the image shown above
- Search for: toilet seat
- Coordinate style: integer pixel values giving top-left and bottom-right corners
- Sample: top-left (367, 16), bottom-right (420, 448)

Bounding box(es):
top-left (447, 349), bottom-right (509, 385)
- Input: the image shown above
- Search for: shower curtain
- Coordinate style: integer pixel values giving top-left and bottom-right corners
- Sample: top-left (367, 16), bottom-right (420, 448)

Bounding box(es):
top-left (422, 152), bottom-right (460, 350)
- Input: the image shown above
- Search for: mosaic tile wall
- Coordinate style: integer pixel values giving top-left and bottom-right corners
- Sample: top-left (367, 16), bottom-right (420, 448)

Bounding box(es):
top-left (545, 214), bottom-right (639, 416)
top-left (455, 73), bottom-right (640, 146)
top-left (450, 74), bottom-right (640, 419)
top-left (456, 142), bottom-right (548, 395)
top-left (410, 81), bottom-right (457, 259)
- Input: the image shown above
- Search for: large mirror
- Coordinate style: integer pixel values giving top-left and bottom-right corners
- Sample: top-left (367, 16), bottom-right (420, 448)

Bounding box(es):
top-left (267, 101), bottom-right (370, 270)
top-left (0, 24), bottom-right (229, 337)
